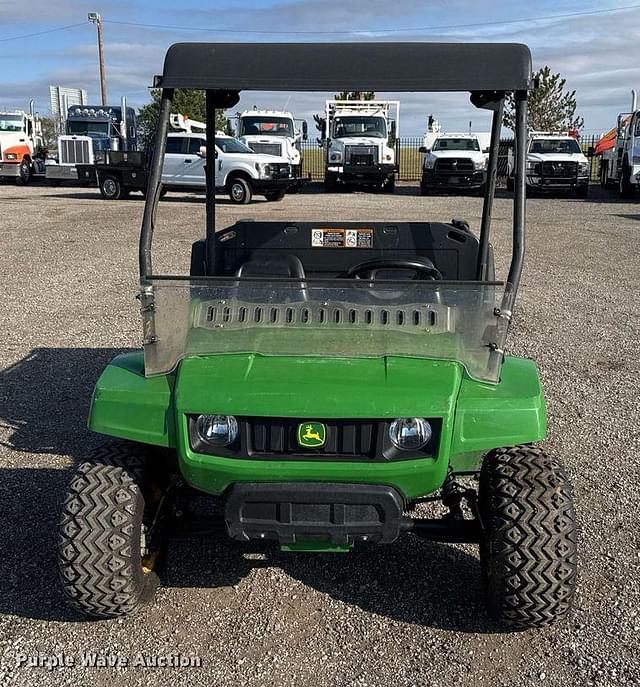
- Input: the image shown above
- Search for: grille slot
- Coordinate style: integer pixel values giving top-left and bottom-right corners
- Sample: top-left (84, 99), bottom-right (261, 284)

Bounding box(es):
top-left (199, 300), bottom-right (449, 333)
top-left (541, 161), bottom-right (577, 178)
top-left (250, 418), bottom-right (377, 457)
top-left (434, 158), bottom-right (474, 173)
top-left (345, 145), bottom-right (378, 166)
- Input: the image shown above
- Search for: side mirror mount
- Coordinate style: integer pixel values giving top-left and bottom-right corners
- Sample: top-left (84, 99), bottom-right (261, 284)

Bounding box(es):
top-left (198, 146), bottom-right (207, 158)
top-left (483, 147), bottom-right (490, 154)
top-left (418, 146), bottom-right (427, 154)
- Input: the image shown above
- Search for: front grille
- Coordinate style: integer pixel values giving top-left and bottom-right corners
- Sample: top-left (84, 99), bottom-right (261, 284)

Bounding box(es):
top-left (271, 163), bottom-right (291, 178)
top-left (346, 145), bottom-right (377, 166)
top-left (59, 138), bottom-right (92, 165)
top-left (250, 142), bottom-right (282, 156)
top-left (251, 418), bottom-right (377, 457)
top-left (434, 158), bottom-right (474, 173)
top-left (540, 161), bottom-right (577, 178)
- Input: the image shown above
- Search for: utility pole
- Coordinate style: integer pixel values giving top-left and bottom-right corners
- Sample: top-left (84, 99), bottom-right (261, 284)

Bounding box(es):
top-left (88, 12), bottom-right (107, 106)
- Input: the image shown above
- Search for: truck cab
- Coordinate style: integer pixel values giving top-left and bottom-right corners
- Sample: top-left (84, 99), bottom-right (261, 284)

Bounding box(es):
top-left (420, 133), bottom-right (488, 194)
top-left (598, 98), bottom-right (640, 197)
top-left (161, 131), bottom-right (295, 204)
top-left (46, 104), bottom-right (137, 183)
top-left (509, 132), bottom-right (590, 197)
top-left (236, 110), bottom-right (307, 178)
top-left (324, 100), bottom-right (398, 192)
top-left (0, 108), bottom-right (44, 184)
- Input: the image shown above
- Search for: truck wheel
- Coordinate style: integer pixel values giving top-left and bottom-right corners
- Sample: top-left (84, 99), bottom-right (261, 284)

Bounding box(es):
top-left (57, 443), bottom-right (160, 618)
top-left (100, 174), bottom-right (127, 200)
top-left (264, 189), bottom-right (285, 202)
top-left (506, 177), bottom-right (514, 192)
top-left (478, 445), bottom-right (577, 629)
top-left (228, 177), bottom-right (252, 204)
top-left (324, 172), bottom-right (338, 192)
top-left (420, 183), bottom-right (430, 196)
top-left (600, 162), bottom-right (608, 188)
top-left (384, 177), bottom-right (396, 193)
top-left (15, 159), bottom-right (31, 186)
top-left (619, 164), bottom-right (634, 198)
top-left (576, 184), bottom-right (589, 199)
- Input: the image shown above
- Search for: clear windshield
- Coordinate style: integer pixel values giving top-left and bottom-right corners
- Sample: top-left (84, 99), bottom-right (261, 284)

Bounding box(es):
top-left (67, 121), bottom-right (111, 137)
top-left (217, 137), bottom-right (254, 153)
top-left (142, 278), bottom-right (507, 383)
top-left (433, 138), bottom-right (480, 151)
top-left (0, 115), bottom-right (24, 132)
top-left (529, 138), bottom-right (581, 154)
top-left (332, 116), bottom-right (386, 139)
top-left (240, 116), bottom-right (294, 137)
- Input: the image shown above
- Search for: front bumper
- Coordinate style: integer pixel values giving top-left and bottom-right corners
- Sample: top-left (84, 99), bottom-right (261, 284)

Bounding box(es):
top-left (45, 165), bottom-right (79, 181)
top-left (526, 175), bottom-right (589, 192)
top-left (328, 163), bottom-right (395, 184)
top-left (251, 177), bottom-right (295, 193)
top-left (225, 482), bottom-right (404, 546)
top-left (0, 162), bottom-right (20, 178)
top-left (421, 169), bottom-right (485, 190)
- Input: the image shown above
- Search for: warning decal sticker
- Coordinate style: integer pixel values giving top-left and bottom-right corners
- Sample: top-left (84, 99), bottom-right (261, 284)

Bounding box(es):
top-left (311, 228), bottom-right (373, 248)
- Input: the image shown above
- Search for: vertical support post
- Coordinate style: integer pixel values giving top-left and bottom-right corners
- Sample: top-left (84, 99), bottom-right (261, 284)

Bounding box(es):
top-left (88, 13), bottom-right (107, 106)
top-left (205, 90), bottom-right (216, 275)
top-left (139, 88), bottom-right (173, 282)
top-left (476, 98), bottom-right (504, 280)
top-left (503, 91), bottom-right (528, 314)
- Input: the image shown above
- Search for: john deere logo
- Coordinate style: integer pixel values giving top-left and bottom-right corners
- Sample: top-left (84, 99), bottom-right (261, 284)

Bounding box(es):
top-left (297, 422), bottom-right (326, 448)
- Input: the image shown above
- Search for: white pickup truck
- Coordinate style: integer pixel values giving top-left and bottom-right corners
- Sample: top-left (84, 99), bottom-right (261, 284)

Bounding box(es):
top-left (507, 133), bottom-right (590, 197)
top-left (161, 131), bottom-right (295, 204)
top-left (420, 133), bottom-right (488, 195)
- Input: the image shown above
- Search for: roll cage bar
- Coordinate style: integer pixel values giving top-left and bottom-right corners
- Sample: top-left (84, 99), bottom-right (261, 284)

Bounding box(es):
top-left (140, 42), bottom-right (531, 315)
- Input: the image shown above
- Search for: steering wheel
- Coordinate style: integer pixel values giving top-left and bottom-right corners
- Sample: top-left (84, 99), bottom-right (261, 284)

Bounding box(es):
top-left (344, 258), bottom-right (443, 281)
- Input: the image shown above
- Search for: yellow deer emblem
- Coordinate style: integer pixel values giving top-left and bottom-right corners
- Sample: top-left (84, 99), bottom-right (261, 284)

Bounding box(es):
top-left (298, 422), bottom-right (326, 447)
top-left (302, 425), bottom-right (321, 442)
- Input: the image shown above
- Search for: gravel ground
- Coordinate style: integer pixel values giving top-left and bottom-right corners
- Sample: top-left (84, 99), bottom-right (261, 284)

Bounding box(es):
top-left (0, 182), bottom-right (639, 687)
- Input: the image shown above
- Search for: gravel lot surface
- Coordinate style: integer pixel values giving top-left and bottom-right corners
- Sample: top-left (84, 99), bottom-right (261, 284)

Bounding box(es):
top-left (0, 182), bottom-right (639, 687)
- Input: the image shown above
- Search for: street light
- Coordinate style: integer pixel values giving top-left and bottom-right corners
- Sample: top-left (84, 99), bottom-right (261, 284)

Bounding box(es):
top-left (88, 12), bottom-right (107, 106)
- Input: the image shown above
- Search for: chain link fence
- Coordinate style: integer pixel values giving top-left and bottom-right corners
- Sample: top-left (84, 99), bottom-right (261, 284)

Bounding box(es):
top-left (301, 134), bottom-right (601, 183)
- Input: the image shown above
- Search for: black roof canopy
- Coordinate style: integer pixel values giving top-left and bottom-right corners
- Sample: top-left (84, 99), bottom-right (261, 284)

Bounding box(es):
top-left (155, 42), bottom-right (532, 93)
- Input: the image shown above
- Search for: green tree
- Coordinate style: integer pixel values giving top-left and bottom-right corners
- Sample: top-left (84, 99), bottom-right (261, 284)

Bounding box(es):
top-left (503, 66), bottom-right (584, 132)
top-left (137, 89), bottom-right (230, 149)
top-left (314, 90), bottom-right (376, 141)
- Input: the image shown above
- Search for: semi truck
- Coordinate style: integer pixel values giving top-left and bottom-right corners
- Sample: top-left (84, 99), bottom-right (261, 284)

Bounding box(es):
top-left (323, 100), bottom-right (399, 192)
top-left (235, 109), bottom-right (307, 179)
top-left (45, 98), bottom-right (137, 184)
top-left (597, 90), bottom-right (640, 197)
top-left (0, 101), bottom-right (45, 184)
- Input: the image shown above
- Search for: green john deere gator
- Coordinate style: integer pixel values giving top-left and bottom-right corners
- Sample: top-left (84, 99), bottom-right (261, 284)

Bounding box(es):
top-left (57, 42), bottom-right (577, 628)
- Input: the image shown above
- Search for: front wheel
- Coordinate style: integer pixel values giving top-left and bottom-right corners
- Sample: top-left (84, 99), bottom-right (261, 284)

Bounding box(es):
top-left (478, 446), bottom-right (577, 629)
top-left (100, 174), bottom-right (127, 200)
top-left (228, 177), bottom-right (252, 204)
top-left (619, 164), bottom-right (634, 198)
top-left (264, 189), bottom-right (285, 202)
top-left (15, 159), bottom-right (31, 186)
top-left (57, 444), bottom-right (160, 618)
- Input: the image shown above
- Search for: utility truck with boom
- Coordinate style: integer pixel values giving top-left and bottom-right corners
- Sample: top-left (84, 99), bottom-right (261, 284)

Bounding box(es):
top-left (57, 42), bottom-right (577, 632)
top-left (324, 99), bottom-right (398, 191)
top-left (235, 109), bottom-right (307, 180)
top-left (0, 102), bottom-right (45, 184)
top-left (598, 89), bottom-right (640, 197)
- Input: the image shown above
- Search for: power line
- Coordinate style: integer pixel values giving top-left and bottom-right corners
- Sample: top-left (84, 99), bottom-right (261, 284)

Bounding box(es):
top-left (103, 3), bottom-right (640, 36)
top-left (0, 22), bottom-right (87, 43)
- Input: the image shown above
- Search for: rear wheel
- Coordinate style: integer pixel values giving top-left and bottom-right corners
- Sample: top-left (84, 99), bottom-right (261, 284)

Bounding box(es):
top-left (15, 159), bottom-right (31, 186)
top-left (100, 174), bottom-right (127, 200)
top-left (576, 184), bottom-right (589, 199)
top-left (57, 443), bottom-right (160, 618)
top-left (384, 176), bottom-right (396, 193)
top-left (479, 445), bottom-right (577, 629)
top-left (600, 162), bottom-right (609, 188)
top-left (228, 177), bottom-right (252, 204)
top-left (506, 176), bottom-right (514, 192)
top-left (264, 189), bottom-right (285, 202)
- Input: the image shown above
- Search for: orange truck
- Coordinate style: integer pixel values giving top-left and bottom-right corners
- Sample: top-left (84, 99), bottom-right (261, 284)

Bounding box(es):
top-left (0, 101), bottom-right (45, 185)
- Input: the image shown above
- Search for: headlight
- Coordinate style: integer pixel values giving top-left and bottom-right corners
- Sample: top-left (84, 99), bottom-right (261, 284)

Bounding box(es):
top-left (4, 153), bottom-right (18, 160)
top-left (526, 161), bottom-right (539, 174)
top-left (424, 156), bottom-right (435, 169)
top-left (255, 162), bottom-right (272, 178)
top-left (329, 150), bottom-right (342, 162)
top-left (578, 162), bottom-right (590, 176)
top-left (388, 418), bottom-right (432, 451)
top-left (195, 414), bottom-right (238, 447)
top-left (475, 158), bottom-right (487, 170)
top-left (385, 153), bottom-right (393, 161)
